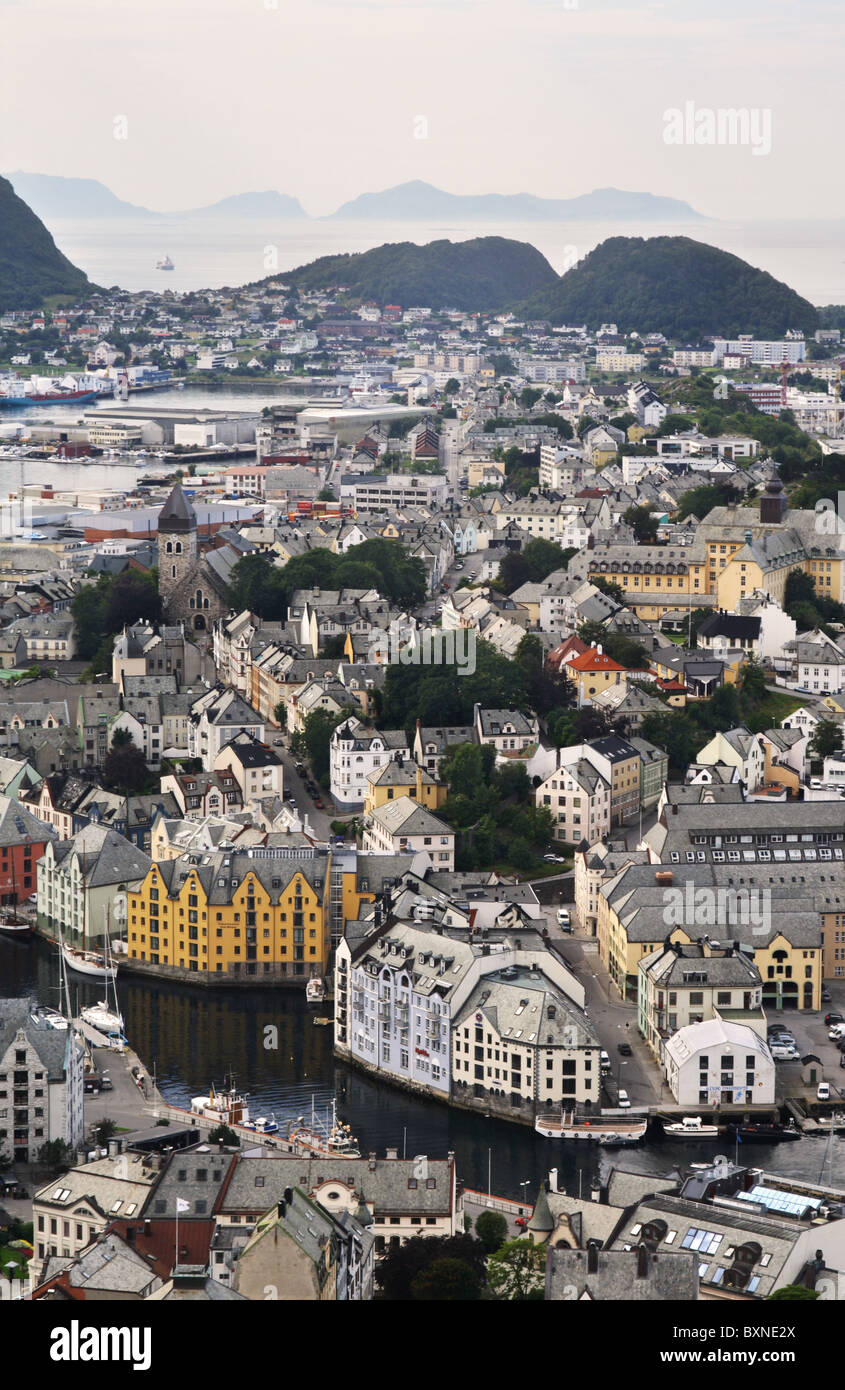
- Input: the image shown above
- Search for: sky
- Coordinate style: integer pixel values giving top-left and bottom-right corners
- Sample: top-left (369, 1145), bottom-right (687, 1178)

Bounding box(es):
top-left (2, 0), bottom-right (842, 220)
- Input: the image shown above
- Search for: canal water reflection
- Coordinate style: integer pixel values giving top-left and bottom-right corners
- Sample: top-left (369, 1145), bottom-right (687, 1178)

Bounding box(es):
top-left (3, 936), bottom-right (843, 1201)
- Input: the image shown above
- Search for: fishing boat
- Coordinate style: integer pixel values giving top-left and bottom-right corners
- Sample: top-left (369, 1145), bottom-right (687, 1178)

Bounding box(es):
top-left (190, 1074), bottom-right (250, 1127)
top-left (306, 976), bottom-right (326, 1005)
top-left (287, 1098), bottom-right (360, 1159)
top-left (156, 255), bottom-right (175, 271)
top-left (663, 1116), bottom-right (721, 1139)
top-left (727, 1119), bottom-right (802, 1144)
top-left (243, 1114), bottom-right (279, 1134)
top-left (0, 911), bottom-right (33, 937)
top-left (535, 1110), bottom-right (649, 1142)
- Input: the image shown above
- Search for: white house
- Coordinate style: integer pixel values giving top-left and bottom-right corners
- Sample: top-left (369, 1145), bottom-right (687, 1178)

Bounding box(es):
top-left (535, 757), bottom-right (611, 845)
top-left (362, 800), bottom-right (455, 869)
top-left (330, 716), bottom-right (410, 810)
top-left (663, 1018), bottom-right (775, 1107)
top-left (694, 727), bottom-right (766, 792)
top-left (188, 686), bottom-right (265, 770)
top-left (0, 998), bottom-right (85, 1166)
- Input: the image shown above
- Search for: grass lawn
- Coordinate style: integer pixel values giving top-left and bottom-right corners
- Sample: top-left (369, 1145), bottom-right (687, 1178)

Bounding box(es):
top-left (746, 691), bottom-right (806, 730)
top-left (0, 1244), bottom-right (29, 1279)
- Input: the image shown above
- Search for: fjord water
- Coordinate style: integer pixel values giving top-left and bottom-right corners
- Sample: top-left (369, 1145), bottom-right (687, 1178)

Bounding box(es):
top-left (46, 215), bottom-right (845, 304)
top-left (3, 936), bottom-right (843, 1201)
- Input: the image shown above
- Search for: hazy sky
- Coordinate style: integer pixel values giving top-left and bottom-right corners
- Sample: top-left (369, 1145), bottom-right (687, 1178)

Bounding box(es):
top-left (2, 0), bottom-right (841, 219)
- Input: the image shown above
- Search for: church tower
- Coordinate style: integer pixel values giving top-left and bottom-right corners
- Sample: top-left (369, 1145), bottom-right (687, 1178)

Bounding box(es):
top-left (158, 484), bottom-right (198, 616)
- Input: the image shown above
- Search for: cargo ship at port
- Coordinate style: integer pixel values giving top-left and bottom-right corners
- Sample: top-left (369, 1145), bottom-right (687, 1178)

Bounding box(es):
top-left (0, 388), bottom-right (99, 408)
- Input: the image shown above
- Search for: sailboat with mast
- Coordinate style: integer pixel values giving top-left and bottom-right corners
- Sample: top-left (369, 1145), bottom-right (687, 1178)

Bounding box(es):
top-left (61, 900), bottom-right (118, 980)
top-left (80, 909), bottom-right (125, 1040)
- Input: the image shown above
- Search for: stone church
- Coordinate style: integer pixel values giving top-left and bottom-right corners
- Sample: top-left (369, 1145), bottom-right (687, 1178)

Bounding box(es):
top-left (157, 484), bottom-right (230, 632)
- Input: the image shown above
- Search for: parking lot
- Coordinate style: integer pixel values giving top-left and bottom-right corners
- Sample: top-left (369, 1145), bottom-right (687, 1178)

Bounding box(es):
top-left (767, 987), bottom-right (845, 1102)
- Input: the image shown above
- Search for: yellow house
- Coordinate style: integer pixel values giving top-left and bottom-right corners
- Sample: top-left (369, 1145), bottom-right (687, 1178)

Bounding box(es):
top-left (127, 852), bottom-right (330, 980)
top-left (363, 759), bottom-right (447, 817)
top-left (565, 645), bottom-right (628, 704)
top-left (597, 866), bottom-right (822, 1009)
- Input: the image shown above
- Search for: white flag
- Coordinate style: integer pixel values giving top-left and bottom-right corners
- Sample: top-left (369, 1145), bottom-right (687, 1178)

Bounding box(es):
top-left (176, 1199), bottom-right (190, 1213)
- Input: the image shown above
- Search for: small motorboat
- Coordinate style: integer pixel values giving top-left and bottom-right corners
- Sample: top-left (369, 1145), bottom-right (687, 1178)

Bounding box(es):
top-left (663, 1116), bottom-right (721, 1139)
top-left (306, 976), bottom-right (326, 1005)
top-left (726, 1119), bottom-right (802, 1143)
top-left (313, 1016), bottom-right (332, 1027)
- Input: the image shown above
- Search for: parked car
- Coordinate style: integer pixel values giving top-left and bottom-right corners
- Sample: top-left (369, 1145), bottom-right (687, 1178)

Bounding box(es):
top-left (313, 798), bottom-right (324, 809)
top-left (600, 1050), bottom-right (611, 1073)
top-left (822, 989), bottom-right (832, 1003)
top-left (617, 1042), bottom-right (632, 1056)
top-left (557, 908), bottom-right (571, 928)
top-left (818, 1082), bottom-right (831, 1101)
top-left (617, 1089), bottom-right (631, 1109)
top-left (825, 1013), bottom-right (845, 1026)
top-left (514, 1216), bottom-right (527, 1228)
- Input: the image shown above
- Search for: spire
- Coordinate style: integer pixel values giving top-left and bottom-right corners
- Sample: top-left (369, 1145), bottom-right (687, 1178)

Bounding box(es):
top-left (353, 1193), bottom-right (374, 1228)
top-left (527, 1183), bottom-right (555, 1238)
top-left (159, 483), bottom-right (197, 533)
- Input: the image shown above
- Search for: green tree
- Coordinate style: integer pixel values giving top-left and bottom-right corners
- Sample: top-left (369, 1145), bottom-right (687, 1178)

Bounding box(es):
top-left (486, 1238), bottom-right (546, 1300)
top-left (590, 576), bottom-right (625, 604)
top-left (809, 719), bottom-right (844, 763)
top-left (375, 1234), bottom-right (487, 1301)
top-left (474, 1209), bottom-right (509, 1254)
top-left (103, 731), bottom-right (151, 794)
top-left (410, 1256), bottom-right (483, 1300)
top-left (273, 701), bottom-right (287, 728)
top-left (767, 1285), bottom-right (819, 1301)
top-left (301, 706), bottom-right (356, 785)
top-left (207, 1125), bottom-right (240, 1146)
top-left (39, 1139), bottom-right (75, 1174)
top-left (623, 504), bottom-right (658, 545)
top-left (740, 657), bottom-right (767, 706)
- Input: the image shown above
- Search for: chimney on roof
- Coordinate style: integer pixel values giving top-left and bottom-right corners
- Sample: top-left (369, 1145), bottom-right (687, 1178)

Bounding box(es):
top-left (587, 1241), bottom-right (600, 1275)
top-left (385, 1147), bottom-right (398, 1160)
top-left (368, 1152), bottom-right (377, 1171)
top-left (636, 1243), bottom-right (650, 1279)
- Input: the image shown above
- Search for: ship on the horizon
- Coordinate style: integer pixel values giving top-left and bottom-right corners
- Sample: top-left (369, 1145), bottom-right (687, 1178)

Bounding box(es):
top-left (156, 254), bottom-right (174, 270)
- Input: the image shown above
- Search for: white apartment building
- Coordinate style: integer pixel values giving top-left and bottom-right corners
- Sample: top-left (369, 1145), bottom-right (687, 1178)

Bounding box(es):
top-left (0, 998), bottom-right (85, 1168)
top-left (711, 338), bottom-right (806, 365)
top-left (330, 716), bottom-right (410, 810)
top-left (32, 1152), bottom-right (158, 1266)
top-left (536, 757), bottom-right (611, 845)
top-left (188, 686), bottom-right (265, 770)
top-left (363, 800), bottom-right (455, 869)
top-left (339, 472), bottom-right (449, 514)
top-left (335, 921), bottom-right (596, 1111)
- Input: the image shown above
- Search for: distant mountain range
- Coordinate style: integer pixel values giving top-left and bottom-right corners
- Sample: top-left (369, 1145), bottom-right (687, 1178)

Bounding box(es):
top-left (6, 172), bottom-right (703, 223)
top-left (5, 174), bottom-right (306, 220)
top-left (328, 180), bottom-right (706, 222)
top-left (0, 175), bottom-right (93, 311)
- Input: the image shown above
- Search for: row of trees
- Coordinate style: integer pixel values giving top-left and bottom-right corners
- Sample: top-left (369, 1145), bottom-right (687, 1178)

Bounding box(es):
top-left (229, 538), bottom-right (428, 622)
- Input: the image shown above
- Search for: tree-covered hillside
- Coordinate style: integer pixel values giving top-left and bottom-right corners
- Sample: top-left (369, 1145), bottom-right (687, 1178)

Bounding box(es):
top-left (520, 236), bottom-right (818, 338)
top-left (259, 236), bottom-right (559, 312)
top-left (0, 175), bottom-right (92, 311)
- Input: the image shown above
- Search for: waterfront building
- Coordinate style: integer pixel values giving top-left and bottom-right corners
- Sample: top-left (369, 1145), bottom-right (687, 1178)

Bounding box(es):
top-left (637, 938), bottom-right (763, 1059)
top-left (335, 919), bottom-right (594, 1118)
top-left (0, 998), bottom-right (84, 1169)
top-left (36, 823), bottom-right (150, 948)
top-left (126, 849), bottom-right (330, 981)
top-left (662, 1016), bottom-right (776, 1106)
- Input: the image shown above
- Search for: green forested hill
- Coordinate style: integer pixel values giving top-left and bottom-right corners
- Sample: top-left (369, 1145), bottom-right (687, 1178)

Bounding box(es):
top-left (520, 236), bottom-right (818, 338)
top-left (268, 236), bottom-right (560, 312)
top-left (0, 175), bottom-right (92, 311)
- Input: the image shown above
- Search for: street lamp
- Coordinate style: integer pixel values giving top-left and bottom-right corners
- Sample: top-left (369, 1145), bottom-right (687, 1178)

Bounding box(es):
top-left (4, 1259), bottom-right (16, 1301)
top-left (519, 1180), bottom-right (530, 1209)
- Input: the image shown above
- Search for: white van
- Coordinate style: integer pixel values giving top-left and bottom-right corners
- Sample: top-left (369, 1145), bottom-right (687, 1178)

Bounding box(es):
top-left (557, 908), bottom-right (571, 930)
top-left (617, 1089), bottom-right (631, 1109)
top-left (600, 1050), bottom-right (611, 1073)
top-left (818, 1082), bottom-right (831, 1101)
